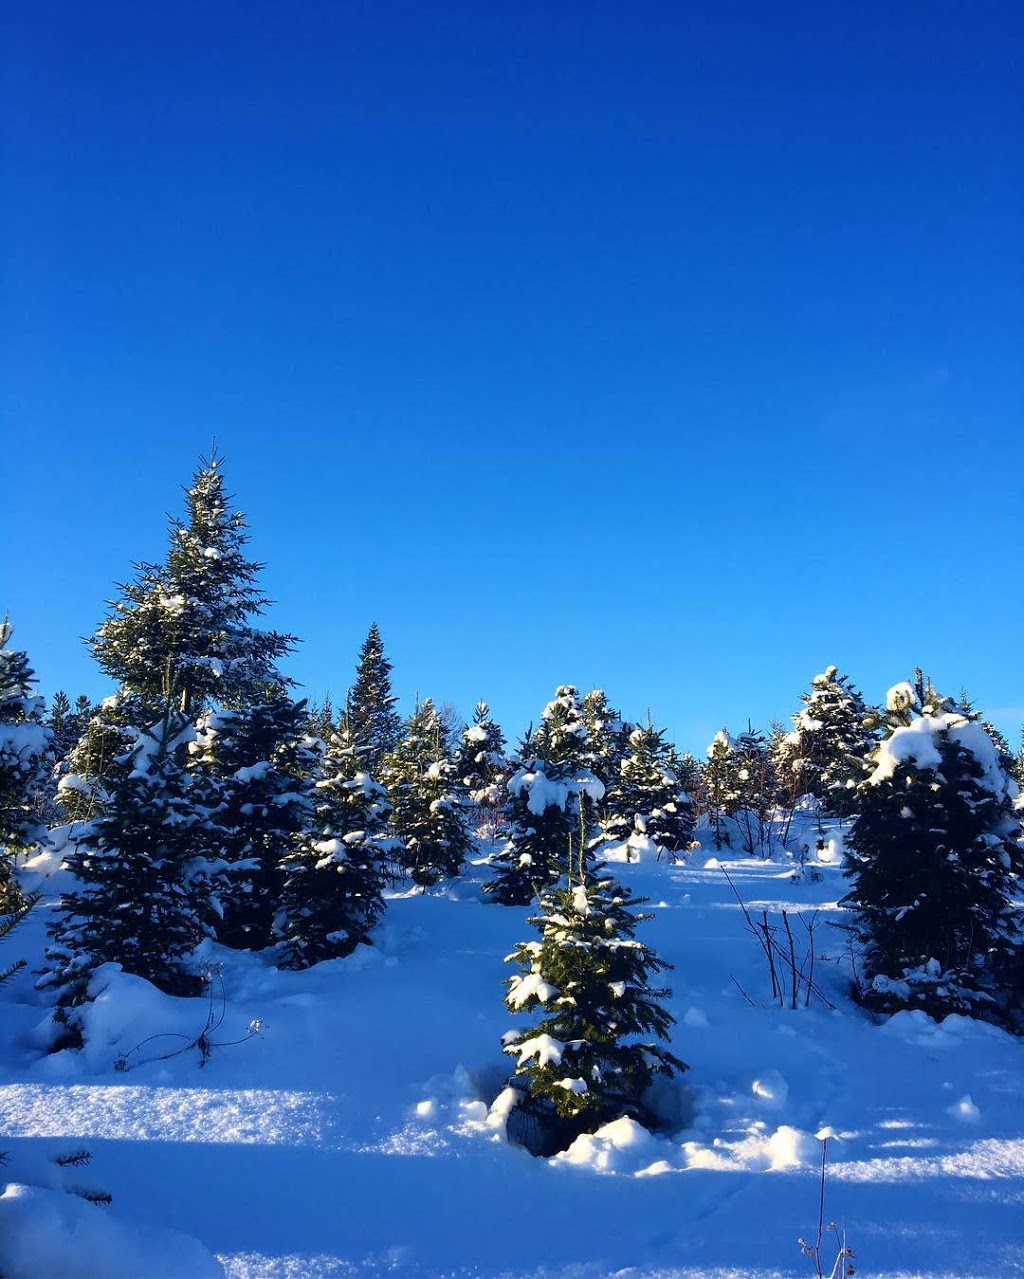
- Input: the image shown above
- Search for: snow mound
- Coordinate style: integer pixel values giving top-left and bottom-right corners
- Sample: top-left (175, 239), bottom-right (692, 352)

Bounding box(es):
top-left (948, 1094), bottom-right (981, 1123)
top-left (682, 1123), bottom-right (818, 1172)
top-left (0, 1184), bottom-right (223, 1279)
top-left (552, 1116), bottom-right (678, 1175)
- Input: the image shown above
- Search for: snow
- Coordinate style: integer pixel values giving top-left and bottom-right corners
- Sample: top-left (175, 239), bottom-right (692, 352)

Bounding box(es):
top-left (0, 1184), bottom-right (222, 1279)
top-left (4, 836), bottom-right (1024, 1276)
top-left (868, 713), bottom-right (1018, 800)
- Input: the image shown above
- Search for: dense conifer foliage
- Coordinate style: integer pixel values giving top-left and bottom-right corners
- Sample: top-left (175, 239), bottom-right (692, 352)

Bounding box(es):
top-left (382, 699), bottom-right (471, 885)
top-left (503, 854), bottom-right (686, 1152)
top-left (277, 720), bottom-right (389, 968)
top-left (775, 666), bottom-right (876, 822)
top-left (485, 687), bottom-right (604, 906)
top-left (454, 701), bottom-right (507, 809)
top-left (842, 673), bottom-right (1024, 1026)
top-left (347, 624), bottom-right (403, 771)
top-left (0, 624), bottom-right (52, 910)
top-left (45, 713), bottom-right (215, 1018)
top-left (192, 691), bottom-right (318, 951)
top-left (602, 721), bottom-right (697, 860)
top-left (90, 452), bottom-right (294, 716)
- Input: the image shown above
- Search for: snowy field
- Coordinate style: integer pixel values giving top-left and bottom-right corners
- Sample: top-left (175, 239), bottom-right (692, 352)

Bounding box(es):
top-left (2, 844), bottom-right (1023, 1278)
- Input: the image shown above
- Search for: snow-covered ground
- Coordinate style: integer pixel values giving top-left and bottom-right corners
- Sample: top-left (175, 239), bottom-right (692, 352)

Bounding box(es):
top-left (3, 842), bottom-right (1023, 1277)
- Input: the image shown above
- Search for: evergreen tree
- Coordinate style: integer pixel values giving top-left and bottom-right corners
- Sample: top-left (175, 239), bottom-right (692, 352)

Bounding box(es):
top-left (306, 694), bottom-right (337, 743)
top-left (731, 726), bottom-right (775, 855)
top-left (842, 673), bottom-right (1024, 1026)
top-left (486, 686), bottom-right (603, 905)
top-left (56, 691), bottom-right (149, 823)
top-left (454, 701), bottom-right (507, 808)
top-left (0, 623), bottom-right (53, 910)
top-left (192, 690), bottom-right (317, 950)
top-left (381, 699), bottom-right (471, 885)
top-left (776, 666), bottom-right (876, 823)
top-left (276, 720), bottom-right (389, 968)
top-left (602, 721), bottom-right (697, 860)
top-left (580, 689), bottom-right (630, 796)
top-left (45, 713), bottom-right (215, 1020)
top-left (347, 624), bottom-right (403, 770)
top-left (90, 450), bottom-right (295, 717)
top-left (503, 859), bottom-right (686, 1152)
top-left (701, 730), bottom-right (736, 850)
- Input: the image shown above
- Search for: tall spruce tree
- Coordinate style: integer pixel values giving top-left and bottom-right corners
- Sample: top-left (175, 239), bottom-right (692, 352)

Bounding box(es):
top-left (503, 856), bottom-right (686, 1153)
top-left (90, 451), bottom-right (295, 717)
top-left (842, 672), bottom-right (1024, 1027)
top-left (602, 721), bottom-right (697, 860)
top-left (276, 720), bottom-right (389, 968)
top-left (191, 690), bottom-right (317, 951)
top-left (45, 713), bottom-right (215, 1019)
top-left (347, 624), bottom-right (403, 770)
top-left (486, 686), bottom-right (603, 905)
top-left (381, 699), bottom-right (471, 885)
top-left (0, 624), bottom-right (53, 910)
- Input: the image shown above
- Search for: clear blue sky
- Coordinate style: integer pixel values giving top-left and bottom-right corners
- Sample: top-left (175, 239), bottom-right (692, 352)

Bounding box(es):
top-left (2, 1), bottom-right (1021, 753)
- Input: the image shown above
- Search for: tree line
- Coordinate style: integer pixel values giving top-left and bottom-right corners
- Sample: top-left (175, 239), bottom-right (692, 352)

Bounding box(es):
top-left (1, 450), bottom-right (1022, 1152)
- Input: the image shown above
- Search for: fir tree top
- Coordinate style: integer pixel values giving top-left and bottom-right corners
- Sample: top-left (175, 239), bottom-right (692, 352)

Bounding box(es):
top-left (91, 451), bottom-right (295, 715)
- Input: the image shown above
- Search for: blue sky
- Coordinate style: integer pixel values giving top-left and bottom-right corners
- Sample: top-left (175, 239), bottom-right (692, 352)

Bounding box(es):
top-left (2, 2), bottom-right (1021, 753)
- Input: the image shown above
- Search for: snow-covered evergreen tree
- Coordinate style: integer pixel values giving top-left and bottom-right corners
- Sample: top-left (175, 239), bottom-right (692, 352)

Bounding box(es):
top-left (454, 701), bottom-right (507, 808)
top-left (55, 691), bottom-right (148, 823)
top-left (306, 695), bottom-right (337, 743)
top-left (276, 721), bottom-right (389, 968)
top-left (701, 729), bottom-right (735, 850)
top-left (731, 726), bottom-right (775, 855)
top-left (45, 712), bottom-right (215, 1020)
top-left (347, 624), bottom-right (403, 770)
top-left (191, 691), bottom-right (317, 951)
top-left (381, 699), bottom-right (471, 886)
top-left (503, 860), bottom-right (686, 1152)
top-left (776, 666), bottom-right (876, 823)
top-left (602, 721), bottom-right (697, 861)
top-left (581, 689), bottom-right (630, 796)
top-left (90, 451), bottom-right (295, 718)
top-left (842, 673), bottom-right (1024, 1027)
top-left (0, 624), bottom-right (52, 910)
top-left (486, 687), bottom-right (603, 906)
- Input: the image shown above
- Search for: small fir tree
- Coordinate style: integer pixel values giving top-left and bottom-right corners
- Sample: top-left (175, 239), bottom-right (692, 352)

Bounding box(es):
top-left (581, 689), bottom-right (630, 797)
top-left (602, 721), bottom-right (697, 861)
top-left (45, 712), bottom-right (215, 1019)
top-left (486, 687), bottom-right (604, 905)
top-left (454, 701), bottom-right (508, 808)
top-left (0, 624), bottom-right (53, 910)
top-left (701, 729), bottom-right (736, 850)
top-left (192, 690), bottom-right (318, 950)
top-left (347, 624), bottom-right (403, 770)
top-left (306, 694), bottom-right (337, 743)
top-left (842, 672), bottom-right (1024, 1027)
top-left (503, 854), bottom-right (686, 1153)
top-left (731, 726), bottom-right (775, 855)
top-left (55, 691), bottom-right (147, 823)
top-left (381, 699), bottom-right (471, 886)
top-left (276, 720), bottom-right (389, 968)
top-left (776, 666), bottom-right (876, 824)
